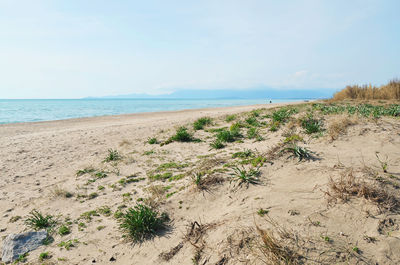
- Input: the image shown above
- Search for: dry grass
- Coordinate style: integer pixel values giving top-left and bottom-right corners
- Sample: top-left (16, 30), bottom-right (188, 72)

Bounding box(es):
top-left (51, 186), bottom-right (73, 198)
top-left (326, 170), bottom-right (399, 212)
top-left (327, 115), bottom-right (358, 140)
top-left (332, 79), bottom-right (400, 101)
top-left (159, 242), bottom-right (184, 261)
top-left (255, 225), bottom-right (303, 265)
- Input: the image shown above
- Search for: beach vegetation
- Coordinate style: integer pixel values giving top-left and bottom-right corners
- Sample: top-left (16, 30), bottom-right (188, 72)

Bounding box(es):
top-left (225, 114), bottom-right (236, 122)
top-left (332, 79), bottom-right (400, 100)
top-left (300, 114), bottom-right (324, 134)
top-left (80, 210), bottom-right (99, 221)
top-left (230, 165), bottom-right (260, 186)
top-left (149, 172), bottom-right (173, 181)
top-left (269, 121), bottom-right (280, 132)
top-left (281, 144), bottom-right (313, 161)
top-left (376, 153), bottom-right (388, 173)
top-left (327, 115), bottom-right (357, 140)
top-left (210, 139), bottom-right (225, 149)
top-left (104, 149), bottom-right (121, 162)
top-left (232, 149), bottom-right (254, 159)
top-left (144, 150), bottom-right (155, 155)
top-left (25, 210), bottom-right (57, 231)
top-left (52, 186), bottom-right (74, 198)
top-left (272, 107), bottom-right (297, 123)
top-left (119, 204), bottom-right (169, 242)
top-left (193, 117), bottom-right (212, 130)
top-left (169, 127), bottom-right (196, 142)
top-left (247, 127), bottom-right (261, 139)
top-left (245, 116), bottom-right (259, 127)
top-left (327, 170), bottom-right (399, 212)
top-left (147, 137), bottom-right (158, 144)
top-left (284, 134), bottom-right (303, 144)
top-left (257, 208), bottom-right (269, 216)
top-left (58, 225), bottom-right (70, 236)
top-left (98, 206), bottom-right (112, 216)
top-left (88, 192), bottom-right (98, 199)
top-left (39, 252), bottom-right (50, 261)
top-left (76, 167), bottom-right (95, 176)
top-left (58, 239), bottom-right (79, 250)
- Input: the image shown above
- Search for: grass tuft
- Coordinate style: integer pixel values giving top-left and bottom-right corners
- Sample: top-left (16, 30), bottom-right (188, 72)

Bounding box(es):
top-left (119, 204), bottom-right (169, 242)
top-left (300, 114), bottom-right (324, 134)
top-left (193, 117), bottom-right (212, 130)
top-left (104, 149), bottom-right (121, 162)
top-left (170, 127), bottom-right (196, 142)
top-left (230, 165), bottom-right (260, 186)
top-left (25, 210), bottom-right (57, 231)
top-left (281, 144), bottom-right (313, 161)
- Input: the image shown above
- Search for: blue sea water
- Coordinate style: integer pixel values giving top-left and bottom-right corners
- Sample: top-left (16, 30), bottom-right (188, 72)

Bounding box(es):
top-left (0, 98), bottom-right (305, 124)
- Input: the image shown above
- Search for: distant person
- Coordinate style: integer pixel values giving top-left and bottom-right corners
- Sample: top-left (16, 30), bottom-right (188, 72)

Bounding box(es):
top-left (269, 100), bottom-right (272, 103)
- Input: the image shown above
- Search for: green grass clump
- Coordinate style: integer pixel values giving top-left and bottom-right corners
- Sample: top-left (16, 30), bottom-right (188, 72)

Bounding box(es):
top-left (232, 149), bottom-right (254, 159)
top-left (80, 210), bottom-right (99, 221)
top-left (257, 208), bottom-right (269, 216)
top-left (269, 121), bottom-right (280, 132)
top-left (170, 127), bottom-right (195, 142)
top-left (301, 114), bottom-right (324, 134)
top-left (88, 192), bottom-right (98, 200)
top-left (76, 167), bottom-right (95, 176)
top-left (282, 144), bottom-right (313, 161)
top-left (272, 107), bottom-right (297, 123)
top-left (225, 114), bottom-right (236, 122)
top-left (58, 239), bottom-right (79, 250)
top-left (58, 225), bottom-right (70, 236)
top-left (94, 170), bottom-right (108, 179)
top-left (119, 204), bottom-right (169, 242)
top-left (247, 127), bottom-right (262, 139)
top-left (14, 253), bottom-right (28, 263)
top-left (25, 210), bottom-right (57, 231)
top-left (216, 130), bottom-right (234, 142)
top-left (147, 137), bottom-right (158, 144)
top-left (39, 252), bottom-right (50, 261)
top-left (245, 116), bottom-right (259, 127)
top-left (210, 139), bottom-right (225, 149)
top-left (168, 174), bottom-right (185, 181)
top-left (215, 123), bottom-right (242, 143)
top-left (149, 172), bottom-right (173, 181)
top-left (98, 206), bottom-right (112, 216)
top-left (284, 134), bottom-right (303, 143)
top-left (144, 150), bottom-right (155, 155)
top-left (193, 117), bottom-right (212, 130)
top-left (230, 166), bottom-right (260, 186)
top-left (103, 149), bottom-right (121, 162)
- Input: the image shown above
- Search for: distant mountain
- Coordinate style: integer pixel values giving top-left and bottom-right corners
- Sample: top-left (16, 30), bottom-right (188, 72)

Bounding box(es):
top-left (88, 88), bottom-right (335, 99)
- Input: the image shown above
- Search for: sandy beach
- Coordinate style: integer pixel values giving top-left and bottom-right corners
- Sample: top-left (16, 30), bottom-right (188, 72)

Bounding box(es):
top-left (1, 101), bottom-right (400, 264)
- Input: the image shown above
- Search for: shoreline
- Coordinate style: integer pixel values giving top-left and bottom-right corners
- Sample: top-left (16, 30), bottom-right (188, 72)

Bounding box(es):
top-left (0, 99), bottom-right (312, 127)
top-left (0, 101), bottom-right (308, 136)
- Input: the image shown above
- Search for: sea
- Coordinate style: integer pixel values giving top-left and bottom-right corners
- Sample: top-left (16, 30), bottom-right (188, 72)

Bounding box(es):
top-left (0, 98), bottom-right (306, 124)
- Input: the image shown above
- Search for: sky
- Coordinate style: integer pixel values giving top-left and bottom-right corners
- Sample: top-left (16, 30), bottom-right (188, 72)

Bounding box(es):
top-left (0, 0), bottom-right (399, 99)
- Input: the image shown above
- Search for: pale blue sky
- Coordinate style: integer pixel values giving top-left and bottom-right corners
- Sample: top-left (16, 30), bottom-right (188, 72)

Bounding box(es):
top-left (0, 0), bottom-right (399, 98)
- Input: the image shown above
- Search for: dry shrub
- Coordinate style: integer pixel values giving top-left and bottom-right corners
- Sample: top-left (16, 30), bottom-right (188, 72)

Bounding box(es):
top-left (326, 170), bottom-right (399, 212)
top-left (333, 79), bottom-right (400, 101)
top-left (327, 115), bottom-right (358, 140)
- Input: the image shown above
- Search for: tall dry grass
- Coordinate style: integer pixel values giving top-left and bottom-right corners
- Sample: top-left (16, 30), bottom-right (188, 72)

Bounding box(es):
top-left (332, 79), bottom-right (400, 100)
